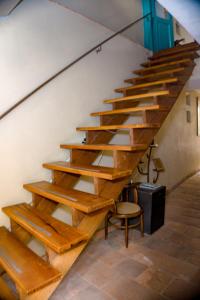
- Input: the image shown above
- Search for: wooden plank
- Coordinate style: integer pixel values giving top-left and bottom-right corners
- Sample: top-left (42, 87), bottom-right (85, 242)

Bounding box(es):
top-left (142, 51), bottom-right (199, 67)
top-left (3, 203), bottom-right (87, 254)
top-left (151, 43), bottom-right (199, 60)
top-left (24, 181), bottom-right (114, 213)
top-left (104, 90), bottom-right (169, 104)
top-left (115, 78), bottom-right (178, 93)
top-left (43, 161), bottom-right (132, 180)
top-left (125, 67), bottom-right (185, 84)
top-left (151, 42), bottom-right (198, 58)
top-left (90, 104), bottom-right (168, 117)
top-left (0, 226), bottom-right (61, 295)
top-left (60, 143), bottom-right (147, 151)
top-left (134, 59), bottom-right (192, 75)
top-left (77, 123), bottom-right (160, 131)
top-left (19, 281), bottom-right (59, 300)
top-left (0, 276), bottom-right (16, 300)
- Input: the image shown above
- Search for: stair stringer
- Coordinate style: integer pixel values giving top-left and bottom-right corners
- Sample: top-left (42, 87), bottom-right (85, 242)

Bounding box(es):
top-left (21, 209), bottom-right (108, 300)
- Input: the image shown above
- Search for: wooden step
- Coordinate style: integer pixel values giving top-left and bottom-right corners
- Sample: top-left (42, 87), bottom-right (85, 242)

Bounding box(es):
top-left (91, 104), bottom-right (167, 117)
top-left (150, 45), bottom-right (200, 60)
top-left (134, 59), bottom-right (192, 75)
top-left (77, 123), bottom-right (160, 131)
top-left (151, 43), bottom-right (197, 58)
top-left (24, 181), bottom-right (114, 213)
top-left (151, 43), bottom-right (199, 60)
top-left (43, 161), bottom-right (132, 180)
top-left (142, 51), bottom-right (199, 67)
top-left (0, 276), bottom-right (16, 300)
top-left (125, 68), bottom-right (185, 84)
top-left (0, 226), bottom-right (61, 295)
top-left (60, 143), bottom-right (147, 152)
top-left (3, 203), bottom-right (87, 254)
top-left (104, 90), bottom-right (170, 104)
top-left (115, 78), bottom-right (178, 94)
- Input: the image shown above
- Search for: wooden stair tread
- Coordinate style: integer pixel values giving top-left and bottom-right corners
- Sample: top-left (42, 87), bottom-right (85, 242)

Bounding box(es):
top-left (125, 67), bottom-right (185, 83)
top-left (3, 203), bottom-right (87, 254)
top-left (104, 90), bottom-right (170, 104)
top-left (43, 161), bottom-right (132, 180)
top-left (77, 123), bottom-right (160, 131)
top-left (24, 181), bottom-right (114, 213)
top-left (152, 42), bottom-right (198, 56)
top-left (91, 104), bottom-right (168, 117)
top-left (115, 78), bottom-right (178, 93)
top-left (60, 143), bottom-right (147, 151)
top-left (134, 59), bottom-right (192, 75)
top-left (151, 43), bottom-right (200, 60)
top-left (142, 51), bottom-right (199, 67)
top-left (0, 276), bottom-right (16, 300)
top-left (0, 226), bottom-right (61, 295)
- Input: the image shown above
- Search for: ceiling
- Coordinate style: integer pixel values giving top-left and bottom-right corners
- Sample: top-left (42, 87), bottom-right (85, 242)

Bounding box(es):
top-left (0, 0), bottom-right (23, 16)
top-left (50, 0), bottom-right (144, 45)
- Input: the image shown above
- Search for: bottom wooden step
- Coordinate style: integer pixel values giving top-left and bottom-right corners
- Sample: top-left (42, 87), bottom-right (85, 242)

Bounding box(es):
top-left (0, 276), bottom-right (16, 300)
top-left (0, 227), bottom-right (61, 295)
top-left (3, 203), bottom-right (87, 254)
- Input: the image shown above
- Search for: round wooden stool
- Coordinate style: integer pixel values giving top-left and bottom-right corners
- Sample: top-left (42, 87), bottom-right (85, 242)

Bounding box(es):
top-left (105, 186), bottom-right (144, 248)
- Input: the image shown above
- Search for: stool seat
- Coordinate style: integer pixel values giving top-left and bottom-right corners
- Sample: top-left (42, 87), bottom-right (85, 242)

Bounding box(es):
top-left (116, 202), bottom-right (141, 215)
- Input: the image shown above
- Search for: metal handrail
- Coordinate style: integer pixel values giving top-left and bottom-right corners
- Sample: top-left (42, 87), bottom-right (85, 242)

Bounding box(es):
top-left (0, 13), bottom-right (151, 121)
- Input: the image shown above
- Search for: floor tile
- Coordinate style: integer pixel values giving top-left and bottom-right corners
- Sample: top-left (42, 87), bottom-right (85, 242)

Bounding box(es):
top-left (163, 278), bottom-right (200, 300)
top-left (103, 275), bottom-right (165, 300)
top-left (70, 286), bottom-right (113, 300)
top-left (136, 267), bottom-right (173, 294)
top-left (113, 257), bottom-right (147, 278)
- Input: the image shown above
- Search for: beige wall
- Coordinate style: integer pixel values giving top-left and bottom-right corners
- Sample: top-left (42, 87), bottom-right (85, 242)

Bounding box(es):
top-left (133, 88), bottom-right (200, 189)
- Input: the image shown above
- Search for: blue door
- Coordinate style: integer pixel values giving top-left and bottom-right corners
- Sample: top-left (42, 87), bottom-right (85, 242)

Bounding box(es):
top-left (142, 0), bottom-right (174, 52)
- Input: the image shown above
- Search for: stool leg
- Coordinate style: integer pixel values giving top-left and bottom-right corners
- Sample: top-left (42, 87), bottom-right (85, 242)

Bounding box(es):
top-left (125, 218), bottom-right (129, 248)
top-left (105, 214), bottom-right (108, 240)
top-left (140, 213), bottom-right (144, 237)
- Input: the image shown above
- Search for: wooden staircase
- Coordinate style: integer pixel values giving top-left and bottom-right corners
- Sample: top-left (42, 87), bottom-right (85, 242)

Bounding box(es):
top-left (0, 42), bottom-right (199, 299)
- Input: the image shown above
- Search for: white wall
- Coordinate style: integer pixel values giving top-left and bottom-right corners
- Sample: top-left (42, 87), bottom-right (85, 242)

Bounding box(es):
top-left (51, 0), bottom-right (144, 45)
top-left (0, 0), bottom-right (149, 227)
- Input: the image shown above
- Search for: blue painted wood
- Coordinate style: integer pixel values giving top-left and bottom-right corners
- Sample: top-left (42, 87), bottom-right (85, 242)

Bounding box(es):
top-left (142, 0), bottom-right (174, 52)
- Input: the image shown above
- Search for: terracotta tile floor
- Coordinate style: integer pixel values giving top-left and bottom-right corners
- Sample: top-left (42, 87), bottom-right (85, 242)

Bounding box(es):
top-left (51, 174), bottom-right (200, 300)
